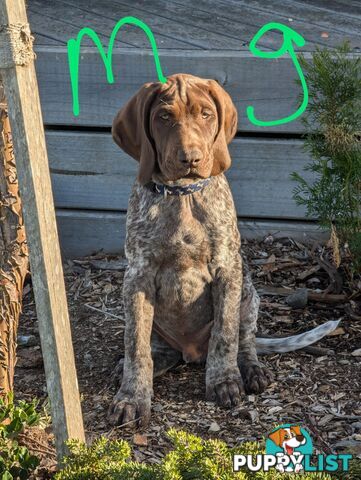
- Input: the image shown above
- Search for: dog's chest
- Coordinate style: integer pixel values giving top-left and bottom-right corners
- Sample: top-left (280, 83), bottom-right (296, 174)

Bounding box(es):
top-left (150, 199), bottom-right (212, 269)
top-left (125, 182), bottom-right (239, 363)
top-left (150, 201), bottom-right (214, 359)
top-left (147, 198), bottom-right (214, 309)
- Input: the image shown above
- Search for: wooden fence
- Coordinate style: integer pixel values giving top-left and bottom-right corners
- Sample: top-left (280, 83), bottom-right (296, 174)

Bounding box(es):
top-left (28, 1), bottom-right (361, 257)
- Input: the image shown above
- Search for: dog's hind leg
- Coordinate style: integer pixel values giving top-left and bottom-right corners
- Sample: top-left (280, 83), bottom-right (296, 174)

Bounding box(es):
top-left (238, 260), bottom-right (274, 394)
top-left (112, 331), bottom-right (182, 388)
top-left (150, 330), bottom-right (183, 377)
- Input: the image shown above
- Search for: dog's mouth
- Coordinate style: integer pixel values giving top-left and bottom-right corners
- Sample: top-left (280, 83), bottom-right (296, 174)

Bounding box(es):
top-left (285, 445), bottom-right (294, 455)
top-left (185, 170), bottom-right (203, 178)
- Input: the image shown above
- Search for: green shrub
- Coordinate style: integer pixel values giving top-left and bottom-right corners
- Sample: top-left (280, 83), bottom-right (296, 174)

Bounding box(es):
top-left (292, 42), bottom-right (361, 270)
top-left (0, 393), bottom-right (41, 479)
top-left (56, 429), bottom-right (333, 480)
top-left (54, 436), bottom-right (159, 480)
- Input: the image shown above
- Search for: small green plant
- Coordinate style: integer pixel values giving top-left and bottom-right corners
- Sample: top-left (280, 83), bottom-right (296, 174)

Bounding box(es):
top-left (55, 436), bottom-right (155, 480)
top-left (292, 42), bottom-right (361, 269)
top-left (0, 393), bottom-right (41, 479)
top-left (56, 429), bottom-right (332, 480)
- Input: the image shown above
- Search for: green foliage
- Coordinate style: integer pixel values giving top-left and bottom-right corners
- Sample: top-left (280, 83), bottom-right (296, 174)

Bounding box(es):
top-left (0, 393), bottom-right (41, 479)
top-left (348, 458), bottom-right (361, 479)
top-left (292, 42), bottom-right (361, 268)
top-left (55, 429), bottom-right (332, 480)
top-left (55, 436), bottom-right (151, 480)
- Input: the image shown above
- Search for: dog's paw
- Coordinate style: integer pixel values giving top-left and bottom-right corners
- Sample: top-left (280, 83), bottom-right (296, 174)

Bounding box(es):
top-left (241, 364), bottom-right (273, 394)
top-left (107, 390), bottom-right (151, 427)
top-left (206, 376), bottom-right (244, 408)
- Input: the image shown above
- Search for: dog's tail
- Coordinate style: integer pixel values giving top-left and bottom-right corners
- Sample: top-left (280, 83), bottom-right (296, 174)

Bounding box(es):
top-left (255, 319), bottom-right (340, 355)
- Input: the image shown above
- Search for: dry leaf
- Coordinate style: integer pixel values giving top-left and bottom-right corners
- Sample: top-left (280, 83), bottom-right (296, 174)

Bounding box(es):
top-left (351, 348), bottom-right (361, 357)
top-left (133, 434), bottom-right (148, 447)
top-left (318, 414), bottom-right (334, 426)
top-left (328, 327), bottom-right (345, 336)
top-left (208, 422), bottom-right (221, 432)
top-left (268, 406), bottom-right (283, 414)
top-left (274, 315), bottom-right (292, 324)
top-left (330, 224), bottom-right (341, 268)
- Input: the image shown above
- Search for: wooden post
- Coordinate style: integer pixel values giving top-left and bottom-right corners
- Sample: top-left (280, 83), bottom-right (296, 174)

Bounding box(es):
top-left (0, 0), bottom-right (85, 458)
top-left (0, 80), bottom-right (28, 395)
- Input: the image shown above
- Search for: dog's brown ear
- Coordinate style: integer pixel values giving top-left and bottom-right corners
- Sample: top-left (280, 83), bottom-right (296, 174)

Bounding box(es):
top-left (207, 80), bottom-right (237, 176)
top-left (291, 425), bottom-right (302, 436)
top-left (112, 82), bottom-right (160, 185)
top-left (268, 429), bottom-right (283, 446)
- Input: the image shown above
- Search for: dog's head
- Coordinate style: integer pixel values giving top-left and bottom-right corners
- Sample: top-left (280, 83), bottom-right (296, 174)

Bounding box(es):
top-left (268, 426), bottom-right (306, 455)
top-left (112, 73), bottom-right (237, 184)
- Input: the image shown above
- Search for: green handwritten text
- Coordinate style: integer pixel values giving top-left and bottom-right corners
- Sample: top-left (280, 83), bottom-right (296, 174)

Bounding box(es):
top-left (67, 16), bottom-right (167, 116)
top-left (247, 22), bottom-right (308, 127)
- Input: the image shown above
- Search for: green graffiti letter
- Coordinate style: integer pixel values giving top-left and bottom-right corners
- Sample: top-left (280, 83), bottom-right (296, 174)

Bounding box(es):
top-left (67, 16), bottom-right (167, 116)
top-left (247, 22), bottom-right (308, 127)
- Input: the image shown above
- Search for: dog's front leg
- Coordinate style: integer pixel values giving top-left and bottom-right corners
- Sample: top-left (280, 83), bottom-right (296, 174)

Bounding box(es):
top-left (108, 267), bottom-right (154, 426)
top-left (206, 256), bottom-right (244, 407)
top-left (238, 265), bottom-right (274, 394)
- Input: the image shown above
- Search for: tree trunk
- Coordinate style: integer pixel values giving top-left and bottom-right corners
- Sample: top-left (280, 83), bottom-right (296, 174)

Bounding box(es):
top-left (0, 80), bottom-right (28, 394)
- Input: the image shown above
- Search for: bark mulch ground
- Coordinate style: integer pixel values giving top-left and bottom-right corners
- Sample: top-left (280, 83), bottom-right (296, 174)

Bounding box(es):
top-left (15, 237), bottom-right (361, 477)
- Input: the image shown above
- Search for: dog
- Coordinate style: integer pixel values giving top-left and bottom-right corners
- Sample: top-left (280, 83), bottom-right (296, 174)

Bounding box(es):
top-left (268, 425), bottom-right (307, 473)
top-left (108, 73), bottom-right (339, 426)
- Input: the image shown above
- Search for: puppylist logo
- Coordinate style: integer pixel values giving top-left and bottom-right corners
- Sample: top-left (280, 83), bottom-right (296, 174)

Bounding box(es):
top-left (233, 424), bottom-right (352, 474)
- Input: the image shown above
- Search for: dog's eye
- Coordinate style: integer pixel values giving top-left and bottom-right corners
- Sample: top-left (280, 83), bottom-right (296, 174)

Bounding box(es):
top-left (159, 113), bottom-right (170, 120)
top-left (201, 111), bottom-right (211, 119)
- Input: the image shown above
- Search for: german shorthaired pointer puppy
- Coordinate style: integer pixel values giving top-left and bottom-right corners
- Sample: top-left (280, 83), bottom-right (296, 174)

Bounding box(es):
top-left (108, 74), bottom-right (339, 426)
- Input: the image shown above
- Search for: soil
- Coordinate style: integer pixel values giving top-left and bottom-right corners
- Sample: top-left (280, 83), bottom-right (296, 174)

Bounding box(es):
top-left (15, 237), bottom-right (361, 477)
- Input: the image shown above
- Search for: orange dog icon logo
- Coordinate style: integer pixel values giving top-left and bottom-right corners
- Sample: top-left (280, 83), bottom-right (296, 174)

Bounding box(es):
top-left (267, 425), bottom-right (308, 473)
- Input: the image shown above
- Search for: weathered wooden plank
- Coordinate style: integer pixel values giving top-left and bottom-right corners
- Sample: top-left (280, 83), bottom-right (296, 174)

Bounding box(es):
top-left (35, 47), bottom-right (316, 133)
top-left (45, 131), bottom-right (314, 219)
top-left (121, 0), bottom-right (361, 50)
top-left (0, 0), bottom-right (84, 458)
top-left (56, 209), bottom-right (328, 258)
top-left (274, 0), bottom-right (361, 25)
top-left (112, 0), bottom-right (255, 49)
top-left (57, 209), bottom-right (127, 258)
top-left (29, 0), bottom-right (361, 50)
top-left (28, 0), bottom-right (196, 50)
top-left (242, 0), bottom-right (361, 41)
top-left (33, 32), bottom-right (63, 46)
top-left (31, 0), bottom-right (245, 50)
top-left (28, 10), bottom-right (101, 47)
top-left (298, 0), bottom-right (361, 16)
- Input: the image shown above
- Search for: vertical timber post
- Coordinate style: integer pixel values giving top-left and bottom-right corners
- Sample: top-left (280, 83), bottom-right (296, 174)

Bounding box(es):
top-left (0, 0), bottom-right (85, 458)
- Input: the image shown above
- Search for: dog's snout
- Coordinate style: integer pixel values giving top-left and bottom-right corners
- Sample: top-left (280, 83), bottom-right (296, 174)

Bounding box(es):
top-left (296, 435), bottom-right (305, 442)
top-left (178, 148), bottom-right (203, 167)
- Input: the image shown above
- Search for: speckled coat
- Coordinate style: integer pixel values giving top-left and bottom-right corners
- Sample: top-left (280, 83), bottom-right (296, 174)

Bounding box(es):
top-left (108, 173), bottom-right (272, 426)
top-left (107, 73), bottom-right (337, 426)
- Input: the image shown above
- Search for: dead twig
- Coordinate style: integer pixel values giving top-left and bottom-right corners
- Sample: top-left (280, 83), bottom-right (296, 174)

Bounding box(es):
top-left (84, 304), bottom-right (125, 323)
top-left (258, 286), bottom-right (347, 304)
top-left (315, 255), bottom-right (343, 294)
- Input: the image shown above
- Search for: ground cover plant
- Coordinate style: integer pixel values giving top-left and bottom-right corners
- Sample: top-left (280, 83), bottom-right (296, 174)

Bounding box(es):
top-left (0, 394), bottom-right (42, 479)
top-left (55, 429), bottom-right (335, 479)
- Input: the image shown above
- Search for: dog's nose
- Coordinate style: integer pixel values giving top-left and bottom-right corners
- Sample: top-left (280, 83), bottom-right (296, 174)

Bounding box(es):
top-left (178, 149), bottom-right (203, 167)
top-left (296, 435), bottom-right (305, 442)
